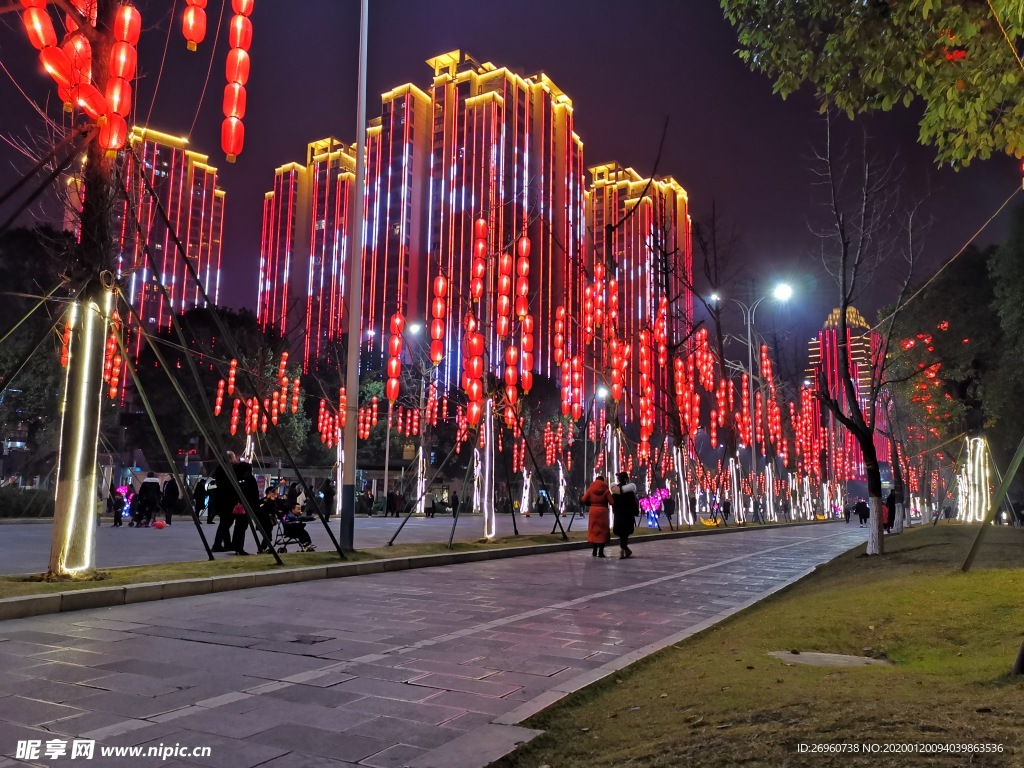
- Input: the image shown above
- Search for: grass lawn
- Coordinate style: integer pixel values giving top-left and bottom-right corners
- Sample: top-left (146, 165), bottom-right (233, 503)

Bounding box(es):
top-left (494, 523), bottom-right (1024, 768)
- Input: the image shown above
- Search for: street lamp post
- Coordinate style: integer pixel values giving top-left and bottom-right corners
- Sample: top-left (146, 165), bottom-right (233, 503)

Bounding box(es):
top-left (713, 284), bottom-right (792, 516)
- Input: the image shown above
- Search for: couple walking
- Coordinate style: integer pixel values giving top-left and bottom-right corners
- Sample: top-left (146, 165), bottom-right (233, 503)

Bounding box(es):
top-left (581, 472), bottom-right (637, 559)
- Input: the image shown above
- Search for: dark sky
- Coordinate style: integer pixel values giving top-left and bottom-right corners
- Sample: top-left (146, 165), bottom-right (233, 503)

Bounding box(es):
top-left (1, 0), bottom-right (1018, 366)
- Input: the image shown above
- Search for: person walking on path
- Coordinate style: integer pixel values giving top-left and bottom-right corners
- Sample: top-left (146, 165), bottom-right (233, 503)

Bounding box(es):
top-left (161, 477), bottom-right (180, 525)
top-left (255, 485), bottom-right (279, 554)
top-left (230, 461), bottom-right (261, 556)
top-left (135, 472), bottom-right (162, 527)
top-left (581, 475), bottom-right (612, 557)
top-left (321, 480), bottom-right (336, 520)
top-left (425, 491), bottom-right (436, 518)
top-left (212, 452), bottom-right (241, 552)
top-left (450, 491), bottom-right (459, 518)
top-left (855, 498), bottom-right (870, 527)
top-left (193, 476), bottom-right (208, 523)
top-left (610, 471), bottom-right (638, 559)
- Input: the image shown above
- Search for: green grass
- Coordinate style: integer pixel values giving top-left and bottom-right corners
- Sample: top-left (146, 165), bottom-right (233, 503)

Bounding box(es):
top-left (494, 524), bottom-right (1024, 768)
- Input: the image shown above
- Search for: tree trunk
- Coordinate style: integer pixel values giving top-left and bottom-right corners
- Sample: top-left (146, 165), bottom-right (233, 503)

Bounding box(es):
top-left (48, 1), bottom-right (117, 577)
top-left (889, 432), bottom-right (906, 533)
top-left (863, 441), bottom-right (885, 555)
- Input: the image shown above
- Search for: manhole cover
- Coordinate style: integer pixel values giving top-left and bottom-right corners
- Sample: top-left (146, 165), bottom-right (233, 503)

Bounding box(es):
top-left (292, 635), bottom-right (331, 645)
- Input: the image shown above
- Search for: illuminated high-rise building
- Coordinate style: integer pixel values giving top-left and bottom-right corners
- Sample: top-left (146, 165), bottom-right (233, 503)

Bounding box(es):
top-left (424, 51), bottom-right (586, 390)
top-left (806, 307), bottom-right (890, 481)
top-left (116, 127), bottom-right (225, 356)
top-left (258, 160), bottom-right (308, 342)
top-left (586, 163), bottom-right (693, 427)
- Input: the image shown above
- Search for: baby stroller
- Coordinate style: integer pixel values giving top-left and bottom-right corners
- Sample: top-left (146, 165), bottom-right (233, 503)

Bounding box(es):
top-left (272, 512), bottom-right (316, 553)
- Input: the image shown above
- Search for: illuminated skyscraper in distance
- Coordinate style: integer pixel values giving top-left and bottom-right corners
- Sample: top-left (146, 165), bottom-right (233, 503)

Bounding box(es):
top-left (425, 50), bottom-right (586, 392)
top-left (586, 163), bottom-right (693, 428)
top-left (115, 127), bottom-right (225, 355)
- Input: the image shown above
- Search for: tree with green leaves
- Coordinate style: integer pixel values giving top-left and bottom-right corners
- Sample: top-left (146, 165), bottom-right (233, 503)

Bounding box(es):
top-left (721, 0), bottom-right (1024, 165)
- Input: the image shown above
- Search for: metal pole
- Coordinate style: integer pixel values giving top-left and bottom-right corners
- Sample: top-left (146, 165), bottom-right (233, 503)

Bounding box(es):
top-left (747, 303), bottom-right (757, 505)
top-left (339, 0), bottom-right (369, 552)
top-left (382, 400), bottom-right (393, 515)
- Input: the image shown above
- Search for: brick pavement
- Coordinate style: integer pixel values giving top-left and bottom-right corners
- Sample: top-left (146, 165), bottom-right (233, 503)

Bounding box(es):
top-left (0, 523), bottom-right (865, 768)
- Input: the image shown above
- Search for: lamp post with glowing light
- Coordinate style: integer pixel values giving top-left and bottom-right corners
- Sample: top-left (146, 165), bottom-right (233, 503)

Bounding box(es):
top-left (712, 283), bottom-right (792, 508)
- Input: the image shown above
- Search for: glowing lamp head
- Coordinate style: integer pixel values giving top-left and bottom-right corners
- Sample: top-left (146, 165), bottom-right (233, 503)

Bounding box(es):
top-left (597, 386), bottom-right (609, 399)
top-left (408, 323), bottom-right (422, 334)
top-left (709, 293), bottom-right (721, 304)
top-left (772, 283), bottom-right (794, 302)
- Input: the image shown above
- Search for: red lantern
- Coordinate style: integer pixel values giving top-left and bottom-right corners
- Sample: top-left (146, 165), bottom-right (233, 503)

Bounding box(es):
top-left (504, 366), bottom-right (518, 387)
top-left (222, 82), bottom-right (246, 118)
top-left (516, 276), bottom-right (529, 297)
top-left (430, 339), bottom-right (444, 364)
top-left (474, 218), bottom-right (488, 241)
top-left (20, 0), bottom-right (47, 7)
top-left (521, 371), bottom-right (533, 393)
top-left (113, 4), bottom-right (141, 45)
top-left (389, 312), bottom-right (405, 336)
top-left (386, 378), bottom-right (400, 402)
top-left (496, 315), bottom-right (510, 338)
top-left (507, 386), bottom-right (518, 406)
top-left (515, 296), bottom-right (529, 318)
top-left (468, 333), bottom-right (484, 358)
top-left (516, 256), bottom-right (530, 277)
top-left (232, 0), bottom-right (254, 14)
top-left (387, 356), bottom-right (401, 379)
top-left (388, 334), bottom-right (403, 357)
top-left (72, 83), bottom-right (107, 119)
top-left (109, 41), bottom-right (137, 80)
top-left (98, 114), bottom-right (128, 151)
top-left (23, 8), bottom-right (57, 50)
top-left (183, 5), bottom-right (207, 50)
top-left (433, 275), bottom-right (447, 297)
top-left (225, 48), bottom-right (250, 84)
top-left (505, 346), bottom-right (519, 366)
top-left (430, 318), bottom-right (445, 339)
top-left (467, 401), bottom-right (482, 426)
top-left (221, 116), bottom-right (244, 161)
top-left (105, 77), bottom-right (131, 116)
top-left (63, 35), bottom-right (91, 85)
top-left (517, 236), bottom-right (531, 259)
top-left (466, 356), bottom-right (483, 380)
top-left (228, 14), bottom-right (252, 49)
top-left (498, 275), bottom-right (512, 297)
top-left (499, 252), bottom-right (513, 276)
top-left (521, 351), bottom-right (534, 371)
top-left (40, 46), bottom-right (73, 87)
top-left (496, 295), bottom-right (511, 317)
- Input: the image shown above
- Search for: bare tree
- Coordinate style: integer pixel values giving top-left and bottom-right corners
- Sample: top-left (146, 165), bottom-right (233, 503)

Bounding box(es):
top-left (811, 115), bottom-right (921, 555)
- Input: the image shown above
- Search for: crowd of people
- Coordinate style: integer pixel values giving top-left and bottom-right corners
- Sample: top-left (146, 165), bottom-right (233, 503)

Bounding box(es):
top-left (107, 455), bottom-right (336, 556)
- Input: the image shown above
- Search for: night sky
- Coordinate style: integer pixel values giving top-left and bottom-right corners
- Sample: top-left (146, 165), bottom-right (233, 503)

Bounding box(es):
top-left (1, 1), bottom-right (1018, 370)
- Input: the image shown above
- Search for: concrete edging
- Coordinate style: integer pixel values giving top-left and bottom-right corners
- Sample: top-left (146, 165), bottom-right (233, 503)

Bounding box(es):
top-left (0, 520), bottom-right (830, 622)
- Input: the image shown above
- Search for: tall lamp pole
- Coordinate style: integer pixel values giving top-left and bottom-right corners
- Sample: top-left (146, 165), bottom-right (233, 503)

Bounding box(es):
top-left (712, 283), bottom-right (792, 507)
top-left (340, 0), bottom-right (369, 551)
top-left (580, 387), bottom-right (609, 487)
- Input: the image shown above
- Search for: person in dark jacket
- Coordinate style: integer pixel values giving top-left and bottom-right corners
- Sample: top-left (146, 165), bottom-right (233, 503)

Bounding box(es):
top-left (884, 489), bottom-right (897, 533)
top-left (321, 480), bottom-right (336, 520)
top-left (135, 472), bottom-right (162, 527)
top-left (255, 485), bottom-right (279, 554)
top-left (192, 476), bottom-right (208, 523)
top-left (610, 472), bottom-right (638, 559)
top-left (856, 498), bottom-right (870, 527)
top-left (161, 478), bottom-right (180, 525)
top-left (230, 461), bottom-right (261, 555)
top-left (581, 475), bottom-right (612, 557)
top-left (212, 452), bottom-right (241, 552)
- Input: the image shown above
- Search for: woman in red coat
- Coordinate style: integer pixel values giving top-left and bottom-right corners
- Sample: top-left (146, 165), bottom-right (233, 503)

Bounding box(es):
top-left (581, 475), bottom-right (612, 557)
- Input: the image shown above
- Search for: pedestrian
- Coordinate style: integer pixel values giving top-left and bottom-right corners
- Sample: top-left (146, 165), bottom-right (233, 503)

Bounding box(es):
top-left (134, 472), bottom-right (162, 527)
top-left (581, 474), bottom-right (612, 558)
top-left (230, 461), bottom-right (260, 556)
top-left (193, 475), bottom-right (209, 523)
top-left (161, 477), bottom-right (180, 525)
top-left (844, 498), bottom-right (852, 524)
top-left (884, 489), bottom-right (897, 533)
top-left (425, 491), bottom-right (435, 518)
top-left (720, 498), bottom-right (731, 525)
top-left (856, 498), bottom-right (870, 527)
top-left (451, 491), bottom-right (459, 517)
top-left (662, 494), bottom-right (676, 523)
top-left (321, 480), bottom-right (336, 520)
top-left (610, 472), bottom-right (638, 559)
top-left (212, 452), bottom-right (241, 552)
top-left (255, 485), bottom-right (279, 554)
top-left (286, 482), bottom-right (299, 512)
top-left (107, 482), bottom-right (123, 527)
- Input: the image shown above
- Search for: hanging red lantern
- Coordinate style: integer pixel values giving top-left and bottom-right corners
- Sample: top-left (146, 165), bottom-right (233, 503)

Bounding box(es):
top-left (221, 117), bottom-right (244, 162)
top-left (183, 4), bottom-right (207, 50)
top-left (505, 366), bottom-right (518, 387)
top-left (474, 217), bottom-right (488, 241)
top-left (499, 252), bottom-right (513, 276)
top-left (40, 46), bottom-right (73, 87)
top-left (113, 4), bottom-right (141, 45)
top-left (23, 8), bottom-right (57, 50)
top-left (98, 114), bottom-right (127, 150)
top-left (389, 312), bottom-right (405, 336)
top-left (20, 0), bottom-right (47, 8)
top-left (387, 356), bottom-right (401, 380)
top-left (516, 256), bottom-right (530, 277)
top-left (468, 333), bottom-right (484, 358)
top-left (515, 296), bottom-right (529, 318)
top-left (225, 48), bottom-right (250, 84)
top-left (108, 41), bottom-right (137, 80)
top-left (496, 315), bottom-right (510, 338)
top-left (515, 276), bottom-right (529, 297)
top-left (228, 13), bottom-right (252, 49)
top-left (386, 378), bottom-right (400, 402)
top-left (72, 83), bottom-right (107, 119)
top-left (430, 318), bottom-right (445, 340)
top-left (232, 0), bottom-right (254, 14)
top-left (222, 82), bottom-right (246, 118)
top-left (63, 35), bottom-right (91, 85)
top-left (105, 77), bottom-right (131, 117)
top-left (430, 340), bottom-right (444, 364)
top-left (517, 235), bottom-right (531, 259)
top-left (388, 334), bottom-right (402, 357)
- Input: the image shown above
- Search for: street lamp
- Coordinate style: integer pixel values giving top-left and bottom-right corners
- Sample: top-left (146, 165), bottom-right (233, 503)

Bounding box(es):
top-left (714, 283), bottom-right (793, 489)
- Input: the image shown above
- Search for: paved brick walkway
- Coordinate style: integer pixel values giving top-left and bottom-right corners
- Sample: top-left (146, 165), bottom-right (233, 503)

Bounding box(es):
top-left (0, 524), bottom-right (865, 768)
